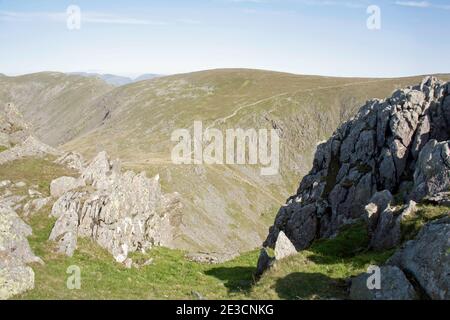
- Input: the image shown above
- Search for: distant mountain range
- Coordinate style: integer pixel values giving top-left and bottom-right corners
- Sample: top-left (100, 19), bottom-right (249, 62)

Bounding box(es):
top-left (69, 72), bottom-right (162, 86)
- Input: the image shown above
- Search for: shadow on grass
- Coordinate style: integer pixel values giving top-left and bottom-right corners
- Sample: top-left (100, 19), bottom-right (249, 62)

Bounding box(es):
top-left (275, 272), bottom-right (347, 300)
top-left (306, 222), bottom-right (395, 270)
top-left (205, 266), bottom-right (256, 294)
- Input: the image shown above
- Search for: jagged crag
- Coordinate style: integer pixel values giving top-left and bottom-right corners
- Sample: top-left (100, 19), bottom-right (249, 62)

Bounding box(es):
top-left (263, 76), bottom-right (450, 299)
top-left (265, 77), bottom-right (450, 249)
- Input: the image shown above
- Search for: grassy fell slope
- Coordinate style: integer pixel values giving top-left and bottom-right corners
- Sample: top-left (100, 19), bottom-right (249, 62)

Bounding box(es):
top-left (61, 69), bottom-right (450, 254)
top-left (0, 72), bottom-right (114, 146)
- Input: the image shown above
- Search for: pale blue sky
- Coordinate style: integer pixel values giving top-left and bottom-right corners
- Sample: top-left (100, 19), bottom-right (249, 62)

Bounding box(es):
top-left (0, 0), bottom-right (449, 77)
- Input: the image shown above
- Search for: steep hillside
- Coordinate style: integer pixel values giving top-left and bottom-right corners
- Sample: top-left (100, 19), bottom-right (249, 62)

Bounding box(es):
top-left (3, 69), bottom-right (449, 254)
top-left (0, 72), bottom-right (114, 146)
top-left (60, 69), bottom-right (450, 254)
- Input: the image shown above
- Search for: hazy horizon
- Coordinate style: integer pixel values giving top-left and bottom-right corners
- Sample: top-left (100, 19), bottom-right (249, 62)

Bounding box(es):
top-left (1, 0), bottom-right (449, 78)
top-left (2, 67), bottom-right (450, 80)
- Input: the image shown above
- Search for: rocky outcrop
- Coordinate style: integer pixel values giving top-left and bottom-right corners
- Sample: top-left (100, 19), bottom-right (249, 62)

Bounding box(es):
top-left (54, 152), bottom-right (85, 172)
top-left (50, 176), bottom-right (85, 198)
top-left (264, 77), bottom-right (450, 251)
top-left (350, 216), bottom-right (449, 300)
top-left (0, 103), bottom-right (29, 148)
top-left (410, 140), bottom-right (450, 201)
top-left (349, 266), bottom-right (418, 300)
top-left (387, 216), bottom-right (450, 300)
top-left (365, 192), bottom-right (417, 251)
top-left (48, 151), bottom-right (182, 263)
top-left (0, 204), bottom-right (42, 299)
top-left (423, 192), bottom-right (450, 206)
top-left (0, 136), bottom-right (61, 165)
top-left (274, 231), bottom-right (297, 260)
top-left (255, 248), bottom-right (274, 278)
top-left (23, 197), bottom-right (51, 217)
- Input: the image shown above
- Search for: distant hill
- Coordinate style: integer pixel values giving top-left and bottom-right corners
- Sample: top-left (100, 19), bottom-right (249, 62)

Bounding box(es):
top-left (134, 73), bottom-right (161, 82)
top-left (2, 69), bottom-right (450, 254)
top-left (70, 72), bottom-right (162, 86)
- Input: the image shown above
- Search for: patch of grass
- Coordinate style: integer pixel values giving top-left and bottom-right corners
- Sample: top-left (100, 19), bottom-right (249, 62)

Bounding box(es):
top-left (21, 207), bottom-right (259, 300)
top-left (0, 145), bottom-right (8, 153)
top-left (19, 215), bottom-right (395, 300)
top-left (401, 204), bottom-right (449, 241)
top-left (0, 157), bottom-right (76, 195)
top-left (309, 222), bottom-right (369, 259)
top-left (248, 222), bottom-right (393, 300)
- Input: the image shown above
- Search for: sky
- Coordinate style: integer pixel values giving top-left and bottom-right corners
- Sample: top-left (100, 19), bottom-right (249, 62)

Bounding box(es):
top-left (0, 0), bottom-right (449, 78)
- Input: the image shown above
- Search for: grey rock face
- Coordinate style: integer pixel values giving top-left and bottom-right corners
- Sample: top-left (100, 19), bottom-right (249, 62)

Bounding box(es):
top-left (366, 194), bottom-right (417, 251)
top-left (0, 103), bottom-right (61, 164)
top-left (368, 207), bottom-right (402, 251)
top-left (365, 190), bottom-right (393, 233)
top-left (54, 152), bottom-right (85, 172)
top-left (0, 136), bottom-right (61, 165)
top-left (411, 140), bottom-right (450, 201)
top-left (49, 197), bottom-right (80, 257)
top-left (387, 216), bottom-right (450, 300)
top-left (274, 231), bottom-right (297, 260)
top-left (255, 248), bottom-right (274, 278)
top-left (50, 176), bottom-right (85, 198)
top-left (0, 204), bottom-right (42, 299)
top-left (349, 266), bottom-right (418, 300)
top-left (48, 151), bottom-right (181, 263)
top-left (23, 197), bottom-right (51, 216)
top-left (423, 192), bottom-right (450, 206)
top-left (265, 77), bottom-right (450, 250)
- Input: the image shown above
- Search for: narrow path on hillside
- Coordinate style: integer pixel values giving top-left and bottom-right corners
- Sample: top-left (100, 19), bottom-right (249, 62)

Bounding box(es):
top-left (206, 78), bottom-right (399, 129)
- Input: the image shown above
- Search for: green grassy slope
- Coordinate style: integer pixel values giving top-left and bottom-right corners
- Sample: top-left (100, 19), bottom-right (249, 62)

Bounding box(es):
top-left (0, 72), bottom-right (114, 146)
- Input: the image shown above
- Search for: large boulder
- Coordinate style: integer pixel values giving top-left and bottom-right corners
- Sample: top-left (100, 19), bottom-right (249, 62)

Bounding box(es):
top-left (274, 231), bottom-right (297, 260)
top-left (410, 140), bottom-right (450, 201)
top-left (50, 176), bottom-right (85, 198)
top-left (0, 204), bottom-right (42, 299)
top-left (54, 152), bottom-right (85, 172)
top-left (81, 151), bottom-right (120, 189)
top-left (387, 216), bottom-right (450, 300)
top-left (365, 190), bottom-right (393, 234)
top-left (366, 196), bottom-right (417, 251)
top-left (0, 136), bottom-right (61, 165)
top-left (349, 266), bottom-right (418, 300)
top-left (255, 248), bottom-right (274, 278)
